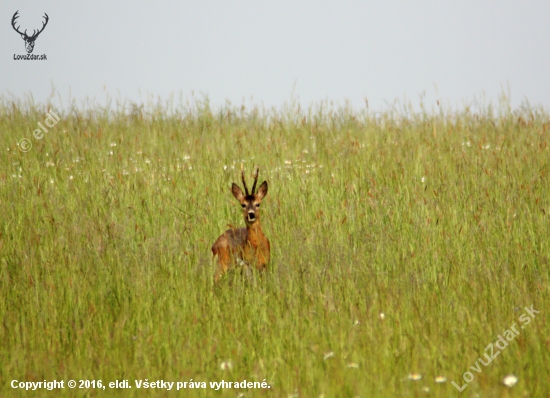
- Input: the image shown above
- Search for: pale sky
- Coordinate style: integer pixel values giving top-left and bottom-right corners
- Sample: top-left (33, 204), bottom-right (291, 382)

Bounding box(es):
top-left (1, 1), bottom-right (549, 112)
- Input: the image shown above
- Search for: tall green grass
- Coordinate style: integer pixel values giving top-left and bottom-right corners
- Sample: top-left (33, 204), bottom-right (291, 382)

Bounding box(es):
top-left (1, 96), bottom-right (549, 397)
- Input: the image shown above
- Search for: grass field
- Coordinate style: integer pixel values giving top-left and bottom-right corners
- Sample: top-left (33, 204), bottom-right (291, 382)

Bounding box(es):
top-left (1, 95), bottom-right (549, 397)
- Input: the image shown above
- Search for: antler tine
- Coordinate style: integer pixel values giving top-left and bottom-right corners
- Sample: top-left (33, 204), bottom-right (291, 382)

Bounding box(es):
top-left (240, 163), bottom-right (249, 195)
top-left (11, 11), bottom-right (24, 35)
top-left (39, 13), bottom-right (49, 32)
top-left (31, 13), bottom-right (49, 38)
top-left (251, 166), bottom-right (259, 194)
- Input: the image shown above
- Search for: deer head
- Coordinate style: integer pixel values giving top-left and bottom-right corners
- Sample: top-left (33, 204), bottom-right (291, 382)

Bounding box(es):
top-left (12, 11), bottom-right (49, 54)
top-left (231, 165), bottom-right (268, 225)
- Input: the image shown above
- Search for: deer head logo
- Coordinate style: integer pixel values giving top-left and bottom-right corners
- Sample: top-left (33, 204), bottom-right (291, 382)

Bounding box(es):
top-left (11, 11), bottom-right (49, 54)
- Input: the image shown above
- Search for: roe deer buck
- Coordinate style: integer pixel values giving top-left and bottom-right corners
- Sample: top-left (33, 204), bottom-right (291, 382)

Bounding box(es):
top-left (212, 165), bottom-right (270, 282)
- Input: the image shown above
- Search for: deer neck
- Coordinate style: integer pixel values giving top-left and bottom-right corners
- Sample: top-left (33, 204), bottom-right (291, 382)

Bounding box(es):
top-left (246, 217), bottom-right (264, 239)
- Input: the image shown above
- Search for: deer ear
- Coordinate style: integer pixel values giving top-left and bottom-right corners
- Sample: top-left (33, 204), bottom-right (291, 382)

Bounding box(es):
top-left (256, 181), bottom-right (268, 200)
top-left (231, 183), bottom-right (245, 201)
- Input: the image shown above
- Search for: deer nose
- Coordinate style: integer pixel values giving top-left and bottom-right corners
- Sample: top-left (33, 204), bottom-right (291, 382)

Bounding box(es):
top-left (247, 212), bottom-right (256, 221)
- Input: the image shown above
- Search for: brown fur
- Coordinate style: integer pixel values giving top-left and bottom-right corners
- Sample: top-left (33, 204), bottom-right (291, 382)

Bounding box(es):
top-left (212, 167), bottom-right (270, 282)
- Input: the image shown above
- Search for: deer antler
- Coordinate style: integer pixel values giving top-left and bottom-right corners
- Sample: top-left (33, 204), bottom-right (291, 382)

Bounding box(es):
top-left (11, 11), bottom-right (24, 36)
top-left (240, 163), bottom-right (249, 195)
top-left (30, 13), bottom-right (49, 39)
top-left (251, 166), bottom-right (259, 194)
top-left (11, 11), bottom-right (49, 39)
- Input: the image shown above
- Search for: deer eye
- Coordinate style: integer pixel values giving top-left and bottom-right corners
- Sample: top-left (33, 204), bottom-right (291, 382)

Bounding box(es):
top-left (255, 203), bottom-right (260, 207)
top-left (241, 204), bottom-right (246, 208)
